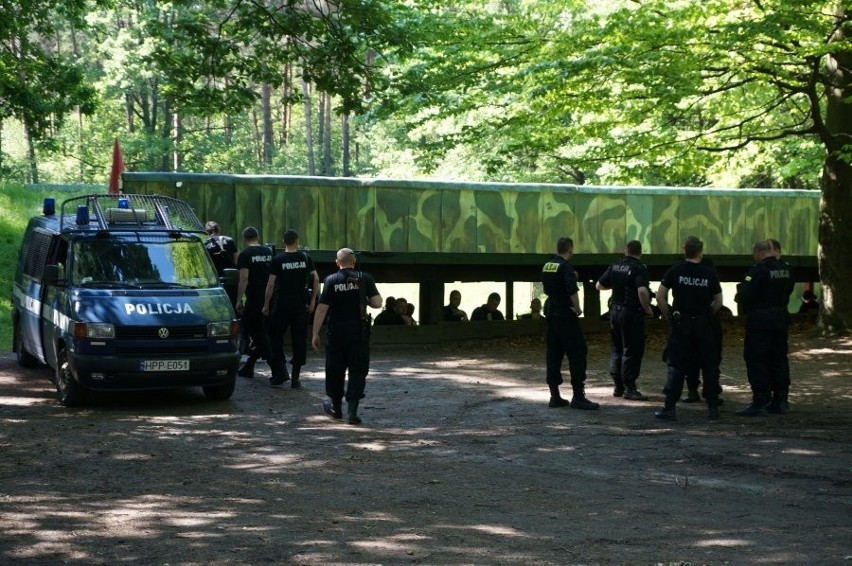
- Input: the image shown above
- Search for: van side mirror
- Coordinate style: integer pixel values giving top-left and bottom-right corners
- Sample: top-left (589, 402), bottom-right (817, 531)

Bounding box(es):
top-left (222, 268), bottom-right (239, 288)
top-left (43, 264), bottom-right (64, 286)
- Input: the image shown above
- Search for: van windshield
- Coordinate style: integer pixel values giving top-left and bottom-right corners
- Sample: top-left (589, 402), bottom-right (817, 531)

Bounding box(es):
top-left (70, 237), bottom-right (220, 289)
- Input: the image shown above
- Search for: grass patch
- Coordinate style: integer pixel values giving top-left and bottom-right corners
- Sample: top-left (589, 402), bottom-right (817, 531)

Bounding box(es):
top-left (0, 183), bottom-right (98, 350)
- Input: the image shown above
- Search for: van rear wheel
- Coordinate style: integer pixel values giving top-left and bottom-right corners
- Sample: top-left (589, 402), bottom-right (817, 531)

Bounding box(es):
top-left (203, 376), bottom-right (236, 401)
top-left (14, 322), bottom-right (38, 368)
top-left (56, 349), bottom-right (88, 407)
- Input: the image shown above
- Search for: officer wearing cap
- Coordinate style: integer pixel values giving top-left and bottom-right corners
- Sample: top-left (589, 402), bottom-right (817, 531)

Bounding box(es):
top-left (734, 239), bottom-right (795, 416)
top-left (204, 221), bottom-right (239, 306)
top-left (596, 240), bottom-right (654, 401)
top-left (262, 229), bottom-right (319, 389)
top-left (312, 248), bottom-right (382, 425)
top-left (655, 236), bottom-right (724, 421)
top-left (540, 237), bottom-right (599, 410)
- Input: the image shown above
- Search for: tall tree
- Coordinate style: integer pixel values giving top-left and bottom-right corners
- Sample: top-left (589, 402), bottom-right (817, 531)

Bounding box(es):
top-left (380, 0), bottom-right (851, 332)
top-left (0, 0), bottom-right (97, 181)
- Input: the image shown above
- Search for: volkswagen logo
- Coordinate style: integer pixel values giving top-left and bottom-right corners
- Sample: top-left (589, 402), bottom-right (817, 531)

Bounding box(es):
top-left (158, 327), bottom-right (170, 339)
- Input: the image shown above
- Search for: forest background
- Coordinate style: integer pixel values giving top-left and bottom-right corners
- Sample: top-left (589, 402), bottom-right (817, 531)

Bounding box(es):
top-left (1, 0), bottom-right (850, 332)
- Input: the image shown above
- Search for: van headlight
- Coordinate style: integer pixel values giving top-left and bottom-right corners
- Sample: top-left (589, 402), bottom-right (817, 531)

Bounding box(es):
top-left (74, 322), bottom-right (115, 339)
top-left (207, 321), bottom-right (233, 338)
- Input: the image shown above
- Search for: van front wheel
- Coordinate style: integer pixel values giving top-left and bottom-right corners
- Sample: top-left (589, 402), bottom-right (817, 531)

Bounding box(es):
top-left (203, 376), bottom-right (236, 401)
top-left (56, 349), bottom-right (88, 407)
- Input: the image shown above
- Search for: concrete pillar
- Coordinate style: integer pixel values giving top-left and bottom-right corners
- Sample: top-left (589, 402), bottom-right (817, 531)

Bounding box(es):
top-left (419, 281), bottom-right (444, 324)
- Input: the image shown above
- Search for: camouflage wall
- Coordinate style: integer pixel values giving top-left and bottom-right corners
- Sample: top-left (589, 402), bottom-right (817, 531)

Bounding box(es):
top-left (122, 173), bottom-right (819, 260)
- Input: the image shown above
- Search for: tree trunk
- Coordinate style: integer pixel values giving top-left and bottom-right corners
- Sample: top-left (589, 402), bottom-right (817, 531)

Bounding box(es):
top-left (342, 113), bottom-right (350, 177)
top-left (303, 78), bottom-right (315, 176)
top-left (160, 97), bottom-right (172, 172)
top-left (173, 111), bottom-right (182, 171)
top-left (25, 124), bottom-right (39, 183)
top-left (280, 63), bottom-right (292, 146)
top-left (317, 92), bottom-right (326, 173)
top-left (323, 93), bottom-right (332, 175)
top-left (818, 4), bottom-right (852, 334)
top-left (261, 83), bottom-right (273, 170)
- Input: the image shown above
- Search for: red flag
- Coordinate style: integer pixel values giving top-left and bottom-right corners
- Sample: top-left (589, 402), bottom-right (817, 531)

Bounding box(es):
top-left (108, 138), bottom-right (125, 194)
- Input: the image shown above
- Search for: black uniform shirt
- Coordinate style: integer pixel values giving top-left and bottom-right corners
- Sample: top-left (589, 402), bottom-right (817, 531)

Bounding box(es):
top-left (541, 255), bottom-right (580, 318)
top-left (318, 268), bottom-right (379, 323)
top-left (735, 257), bottom-right (794, 311)
top-left (270, 251), bottom-right (315, 303)
top-left (597, 255), bottom-right (649, 314)
top-left (237, 245), bottom-right (273, 305)
top-left (205, 235), bottom-right (237, 275)
top-left (661, 260), bottom-right (722, 315)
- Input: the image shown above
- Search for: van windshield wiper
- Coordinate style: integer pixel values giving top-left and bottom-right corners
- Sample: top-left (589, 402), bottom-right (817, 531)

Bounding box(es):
top-left (77, 281), bottom-right (140, 289)
top-left (135, 281), bottom-right (199, 289)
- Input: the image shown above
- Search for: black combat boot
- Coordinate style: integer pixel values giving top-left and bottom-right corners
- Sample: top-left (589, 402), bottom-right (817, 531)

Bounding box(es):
top-left (269, 367), bottom-right (290, 388)
top-left (548, 383), bottom-right (569, 408)
top-left (707, 398), bottom-right (720, 420)
top-left (681, 386), bottom-right (701, 403)
top-left (238, 356), bottom-right (257, 378)
top-left (623, 385), bottom-right (648, 401)
top-left (347, 400), bottom-right (362, 425)
top-left (322, 398), bottom-right (343, 419)
top-left (290, 364), bottom-right (301, 389)
top-left (735, 393), bottom-right (769, 417)
top-left (611, 373), bottom-right (624, 397)
top-left (766, 392), bottom-right (789, 414)
top-left (570, 387), bottom-right (600, 410)
top-left (654, 400), bottom-right (677, 421)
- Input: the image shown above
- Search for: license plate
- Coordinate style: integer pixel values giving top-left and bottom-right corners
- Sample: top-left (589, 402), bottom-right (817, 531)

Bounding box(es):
top-left (140, 359), bottom-right (189, 372)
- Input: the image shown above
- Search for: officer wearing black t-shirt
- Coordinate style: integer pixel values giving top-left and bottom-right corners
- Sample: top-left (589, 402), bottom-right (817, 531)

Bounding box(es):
top-left (596, 240), bottom-right (654, 400)
top-left (682, 255), bottom-right (725, 404)
top-left (655, 236), bottom-right (723, 421)
top-left (734, 239), bottom-right (795, 416)
top-left (312, 248), bottom-right (382, 425)
top-left (540, 237), bottom-right (599, 410)
top-left (235, 227), bottom-right (273, 379)
top-left (262, 229), bottom-right (319, 389)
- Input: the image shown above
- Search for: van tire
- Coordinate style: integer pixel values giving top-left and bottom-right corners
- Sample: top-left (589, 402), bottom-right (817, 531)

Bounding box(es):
top-left (14, 322), bottom-right (38, 368)
top-left (203, 376), bottom-right (236, 401)
top-left (56, 349), bottom-right (88, 407)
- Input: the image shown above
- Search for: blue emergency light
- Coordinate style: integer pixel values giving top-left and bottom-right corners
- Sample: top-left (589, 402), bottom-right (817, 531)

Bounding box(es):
top-left (75, 205), bottom-right (90, 225)
top-left (43, 198), bottom-right (55, 216)
top-left (118, 198), bottom-right (129, 209)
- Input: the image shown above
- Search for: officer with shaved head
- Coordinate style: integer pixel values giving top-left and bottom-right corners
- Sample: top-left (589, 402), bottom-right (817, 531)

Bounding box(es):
top-left (312, 248), bottom-right (382, 425)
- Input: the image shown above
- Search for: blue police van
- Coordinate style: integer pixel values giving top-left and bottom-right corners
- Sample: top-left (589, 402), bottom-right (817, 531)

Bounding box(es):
top-left (11, 193), bottom-right (241, 406)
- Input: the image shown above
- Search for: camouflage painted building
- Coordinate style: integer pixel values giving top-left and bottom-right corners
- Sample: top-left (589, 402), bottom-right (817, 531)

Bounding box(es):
top-left (123, 173), bottom-right (819, 322)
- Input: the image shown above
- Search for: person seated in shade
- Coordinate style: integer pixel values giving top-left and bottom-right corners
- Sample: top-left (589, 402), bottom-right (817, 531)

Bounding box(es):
top-left (405, 302), bottom-right (418, 325)
top-left (520, 297), bottom-right (544, 320)
top-left (471, 292), bottom-right (505, 321)
top-left (396, 297), bottom-right (416, 326)
top-left (798, 289), bottom-right (819, 313)
top-left (374, 296), bottom-right (404, 325)
top-left (442, 290), bottom-right (468, 322)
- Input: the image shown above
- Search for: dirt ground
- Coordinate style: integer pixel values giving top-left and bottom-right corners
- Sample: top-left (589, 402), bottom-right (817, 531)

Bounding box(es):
top-left (1, 318), bottom-right (850, 565)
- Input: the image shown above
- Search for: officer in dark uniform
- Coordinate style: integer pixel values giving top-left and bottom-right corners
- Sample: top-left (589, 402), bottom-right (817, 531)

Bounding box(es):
top-left (596, 240), bottom-right (654, 400)
top-left (540, 237), bottom-right (600, 410)
top-left (204, 221), bottom-right (239, 306)
top-left (682, 255), bottom-right (725, 404)
top-left (262, 229), bottom-right (319, 389)
top-left (312, 248), bottom-right (382, 425)
top-left (734, 239), bottom-right (795, 415)
top-left (235, 227), bottom-right (273, 378)
top-left (655, 236), bottom-right (724, 421)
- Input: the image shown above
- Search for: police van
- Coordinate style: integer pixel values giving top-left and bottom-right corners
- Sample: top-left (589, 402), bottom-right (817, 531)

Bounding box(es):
top-left (12, 193), bottom-right (241, 406)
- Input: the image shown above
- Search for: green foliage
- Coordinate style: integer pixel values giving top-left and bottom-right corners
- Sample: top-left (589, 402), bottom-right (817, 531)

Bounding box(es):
top-left (0, 183), bottom-right (95, 349)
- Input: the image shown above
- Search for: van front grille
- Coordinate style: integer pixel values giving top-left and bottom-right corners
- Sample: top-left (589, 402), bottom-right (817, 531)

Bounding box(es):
top-left (115, 326), bottom-right (208, 340)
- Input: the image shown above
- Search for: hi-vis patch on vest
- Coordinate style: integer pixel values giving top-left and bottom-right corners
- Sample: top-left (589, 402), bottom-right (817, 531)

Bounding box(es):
top-left (542, 262), bottom-right (560, 273)
top-left (744, 275), bottom-right (752, 281)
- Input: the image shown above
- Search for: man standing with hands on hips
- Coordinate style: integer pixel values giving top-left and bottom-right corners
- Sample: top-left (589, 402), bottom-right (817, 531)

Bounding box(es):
top-left (596, 240), bottom-right (654, 401)
top-left (312, 248), bottom-right (382, 425)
